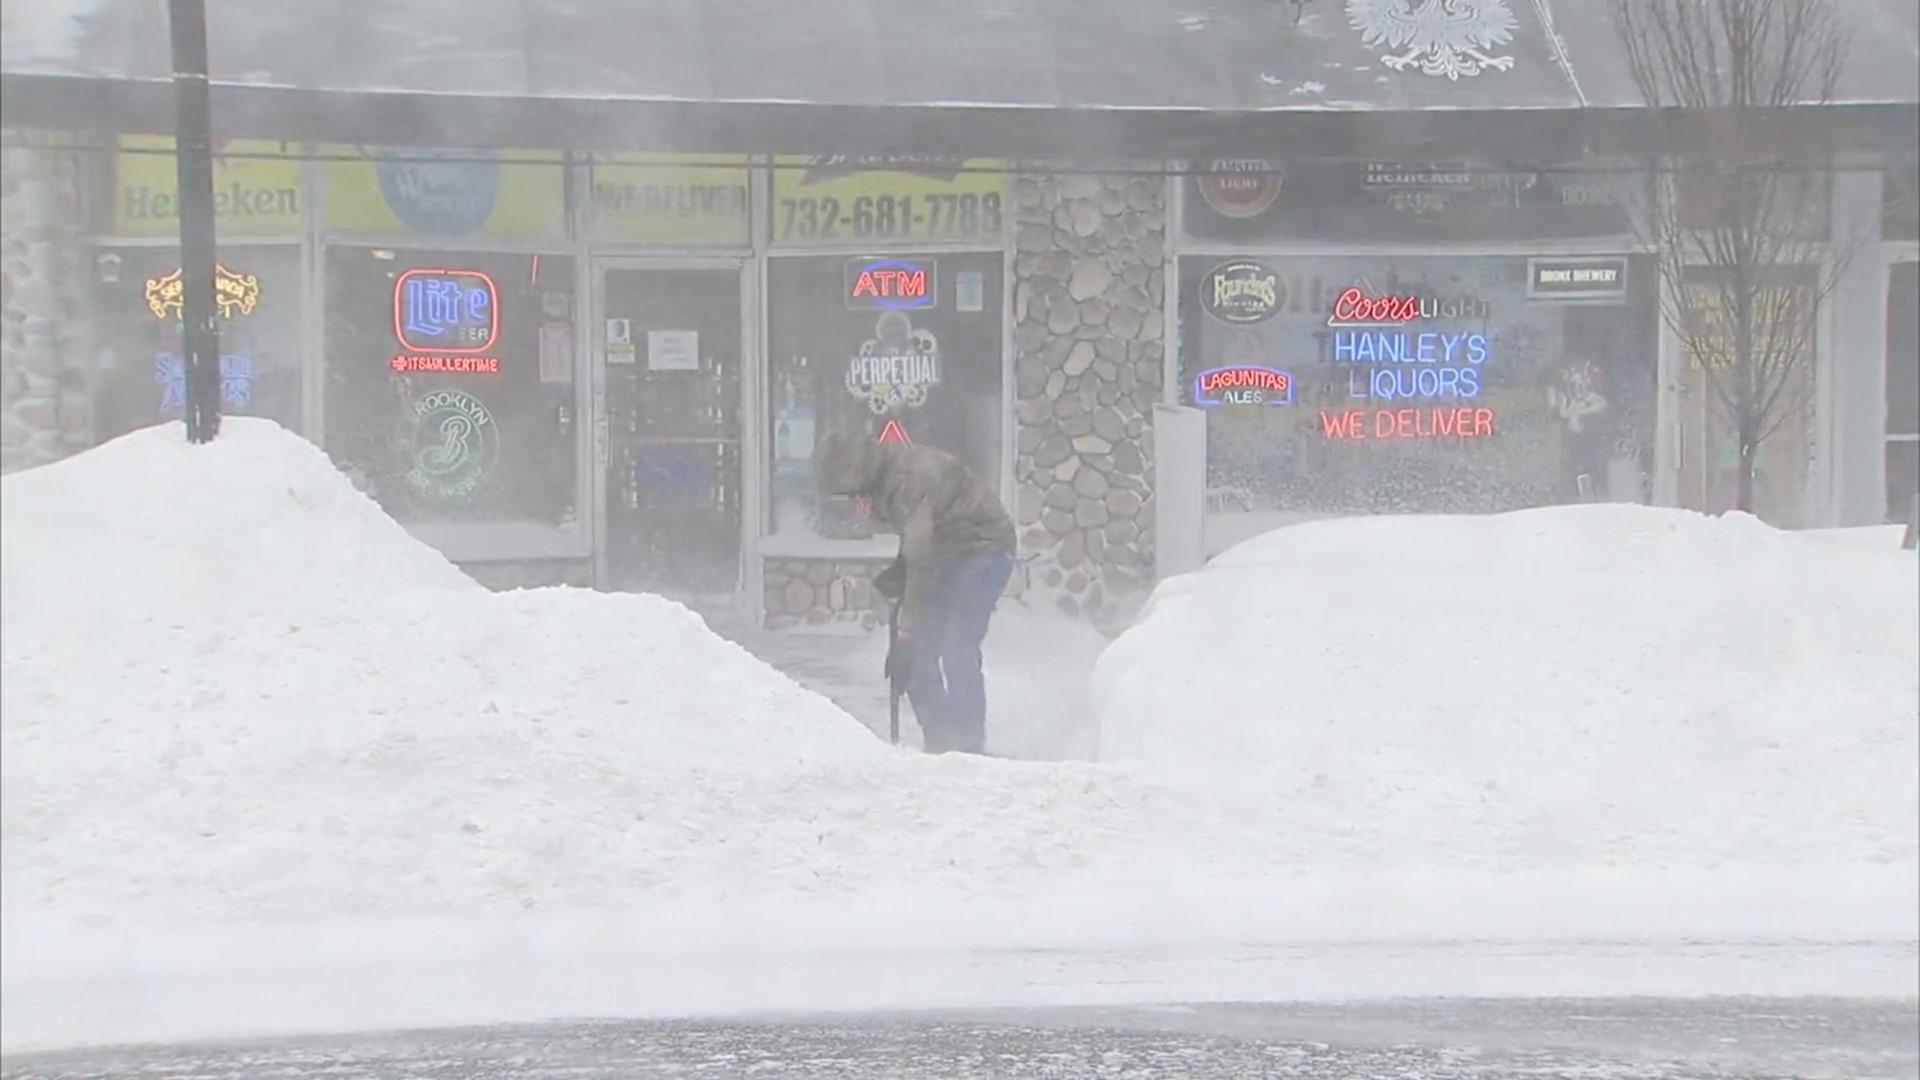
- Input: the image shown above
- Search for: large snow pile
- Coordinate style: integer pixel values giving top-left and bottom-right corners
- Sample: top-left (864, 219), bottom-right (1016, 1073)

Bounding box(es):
top-left (5, 423), bottom-right (1915, 1050)
top-left (1095, 506), bottom-right (1920, 867)
top-left (0, 421), bottom-right (1217, 928)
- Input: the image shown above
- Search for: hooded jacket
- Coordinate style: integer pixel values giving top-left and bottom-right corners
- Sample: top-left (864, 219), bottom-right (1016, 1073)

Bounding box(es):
top-left (815, 433), bottom-right (1015, 634)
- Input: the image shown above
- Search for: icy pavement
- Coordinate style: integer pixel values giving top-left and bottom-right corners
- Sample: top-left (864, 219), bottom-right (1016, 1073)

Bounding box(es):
top-left (711, 618), bottom-right (897, 742)
top-left (709, 602), bottom-right (1107, 760)
top-left (5, 998), bottom-right (1915, 1080)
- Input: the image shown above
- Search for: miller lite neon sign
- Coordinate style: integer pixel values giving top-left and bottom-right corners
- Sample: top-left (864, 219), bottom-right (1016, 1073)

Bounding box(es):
top-left (394, 268), bottom-right (498, 353)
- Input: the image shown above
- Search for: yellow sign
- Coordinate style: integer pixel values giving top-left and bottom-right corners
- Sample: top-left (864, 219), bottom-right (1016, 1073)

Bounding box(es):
top-left (589, 153), bottom-right (751, 244)
top-left (772, 156), bottom-right (1007, 245)
top-left (322, 146), bottom-right (565, 240)
top-left (113, 135), bottom-right (304, 237)
top-left (1683, 285), bottom-right (1811, 371)
top-left (144, 264), bottom-right (261, 321)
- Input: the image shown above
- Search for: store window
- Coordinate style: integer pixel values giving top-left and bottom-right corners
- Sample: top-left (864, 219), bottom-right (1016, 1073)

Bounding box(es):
top-left (1176, 253), bottom-right (1658, 516)
top-left (1885, 162), bottom-right (1919, 244)
top-left (86, 245), bottom-right (302, 444)
top-left (768, 252), bottom-right (1004, 540)
top-left (1675, 265), bottom-right (1819, 526)
top-left (1887, 261), bottom-right (1919, 522)
top-left (322, 247), bottom-right (578, 536)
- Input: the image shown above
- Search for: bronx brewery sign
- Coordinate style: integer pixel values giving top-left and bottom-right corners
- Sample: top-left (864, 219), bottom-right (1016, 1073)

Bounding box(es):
top-left (1200, 259), bottom-right (1283, 324)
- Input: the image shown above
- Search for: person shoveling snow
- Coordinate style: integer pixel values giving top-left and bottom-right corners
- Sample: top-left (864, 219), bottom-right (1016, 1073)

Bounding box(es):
top-left (816, 432), bottom-right (1015, 755)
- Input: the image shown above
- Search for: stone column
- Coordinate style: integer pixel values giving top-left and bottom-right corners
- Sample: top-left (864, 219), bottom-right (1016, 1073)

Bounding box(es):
top-left (1, 133), bottom-right (89, 473)
top-left (1010, 170), bottom-right (1165, 628)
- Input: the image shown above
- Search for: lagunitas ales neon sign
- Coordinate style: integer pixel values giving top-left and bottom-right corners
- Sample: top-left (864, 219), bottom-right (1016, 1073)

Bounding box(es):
top-left (391, 268), bottom-right (502, 375)
top-left (1194, 366), bottom-right (1293, 408)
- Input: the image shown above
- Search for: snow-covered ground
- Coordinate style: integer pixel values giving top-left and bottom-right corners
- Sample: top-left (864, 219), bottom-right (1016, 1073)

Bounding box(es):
top-left (1096, 506), bottom-right (1920, 871)
top-left (2, 421), bottom-right (1915, 1051)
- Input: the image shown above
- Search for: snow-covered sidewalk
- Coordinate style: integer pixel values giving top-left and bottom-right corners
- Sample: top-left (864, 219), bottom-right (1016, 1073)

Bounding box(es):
top-left (712, 605), bottom-right (1105, 761)
top-left (3, 421), bottom-right (1915, 1051)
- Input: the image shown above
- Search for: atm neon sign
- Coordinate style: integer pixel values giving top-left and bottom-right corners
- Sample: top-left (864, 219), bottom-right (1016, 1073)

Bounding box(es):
top-left (846, 259), bottom-right (935, 310)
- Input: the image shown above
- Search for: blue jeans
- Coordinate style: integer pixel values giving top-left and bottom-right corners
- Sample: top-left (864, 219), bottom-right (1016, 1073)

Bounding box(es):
top-left (906, 551), bottom-right (1013, 754)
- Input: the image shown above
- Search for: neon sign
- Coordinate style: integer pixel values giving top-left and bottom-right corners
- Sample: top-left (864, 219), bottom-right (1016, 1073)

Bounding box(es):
top-left (1318, 407), bottom-right (1496, 440)
top-left (1194, 365), bottom-right (1293, 408)
top-left (144, 265), bottom-right (260, 321)
top-left (1325, 280), bottom-right (1493, 407)
top-left (155, 351), bottom-right (253, 410)
top-left (877, 418), bottom-right (912, 445)
top-left (1327, 284), bottom-right (1491, 328)
top-left (404, 389), bottom-right (500, 500)
top-left (390, 354), bottom-right (502, 374)
top-left (394, 268), bottom-right (498, 353)
top-left (846, 259), bottom-right (935, 310)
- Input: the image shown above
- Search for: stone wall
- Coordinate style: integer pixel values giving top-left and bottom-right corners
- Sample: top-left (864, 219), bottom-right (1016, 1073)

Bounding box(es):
top-left (1, 134), bottom-right (90, 473)
top-left (460, 559), bottom-right (592, 591)
top-left (762, 558), bottom-right (889, 630)
top-left (1010, 171), bottom-right (1165, 629)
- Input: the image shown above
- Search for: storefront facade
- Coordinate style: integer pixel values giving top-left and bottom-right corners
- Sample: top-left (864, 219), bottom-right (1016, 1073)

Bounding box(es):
top-left (1167, 154), bottom-right (1920, 554)
top-left (1171, 158), bottom-right (1661, 551)
top-left (3, 130), bottom-right (1917, 628)
top-left (5, 137), bottom-right (1031, 623)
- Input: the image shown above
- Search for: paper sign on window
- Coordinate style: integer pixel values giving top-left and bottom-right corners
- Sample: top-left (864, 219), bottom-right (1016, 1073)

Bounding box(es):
top-left (647, 330), bottom-right (699, 372)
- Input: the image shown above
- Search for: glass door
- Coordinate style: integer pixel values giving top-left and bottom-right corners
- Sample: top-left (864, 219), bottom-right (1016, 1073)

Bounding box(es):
top-left (594, 264), bottom-right (745, 600)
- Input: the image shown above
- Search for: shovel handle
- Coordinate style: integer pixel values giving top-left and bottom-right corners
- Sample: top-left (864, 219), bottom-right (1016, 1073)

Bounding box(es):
top-left (886, 597), bottom-right (901, 745)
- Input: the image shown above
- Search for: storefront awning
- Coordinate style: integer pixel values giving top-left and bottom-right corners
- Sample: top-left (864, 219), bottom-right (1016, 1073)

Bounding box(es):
top-left (4, 0), bottom-right (1916, 156)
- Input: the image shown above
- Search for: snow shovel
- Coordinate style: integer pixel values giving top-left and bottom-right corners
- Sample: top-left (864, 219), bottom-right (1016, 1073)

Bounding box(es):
top-left (886, 595), bottom-right (903, 745)
top-left (876, 557), bottom-right (906, 746)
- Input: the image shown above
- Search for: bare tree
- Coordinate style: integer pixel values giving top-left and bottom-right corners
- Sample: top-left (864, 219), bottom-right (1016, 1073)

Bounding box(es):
top-left (1611, 0), bottom-right (1854, 514)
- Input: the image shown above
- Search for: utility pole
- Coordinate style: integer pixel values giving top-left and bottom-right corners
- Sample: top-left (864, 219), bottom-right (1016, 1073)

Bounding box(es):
top-left (168, 0), bottom-right (221, 443)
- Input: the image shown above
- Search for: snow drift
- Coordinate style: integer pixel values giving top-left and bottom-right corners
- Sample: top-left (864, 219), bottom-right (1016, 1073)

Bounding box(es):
top-left (0, 421), bottom-right (1213, 928)
top-left (3, 422), bottom-right (1915, 1050)
top-left (1095, 506), bottom-right (1920, 867)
